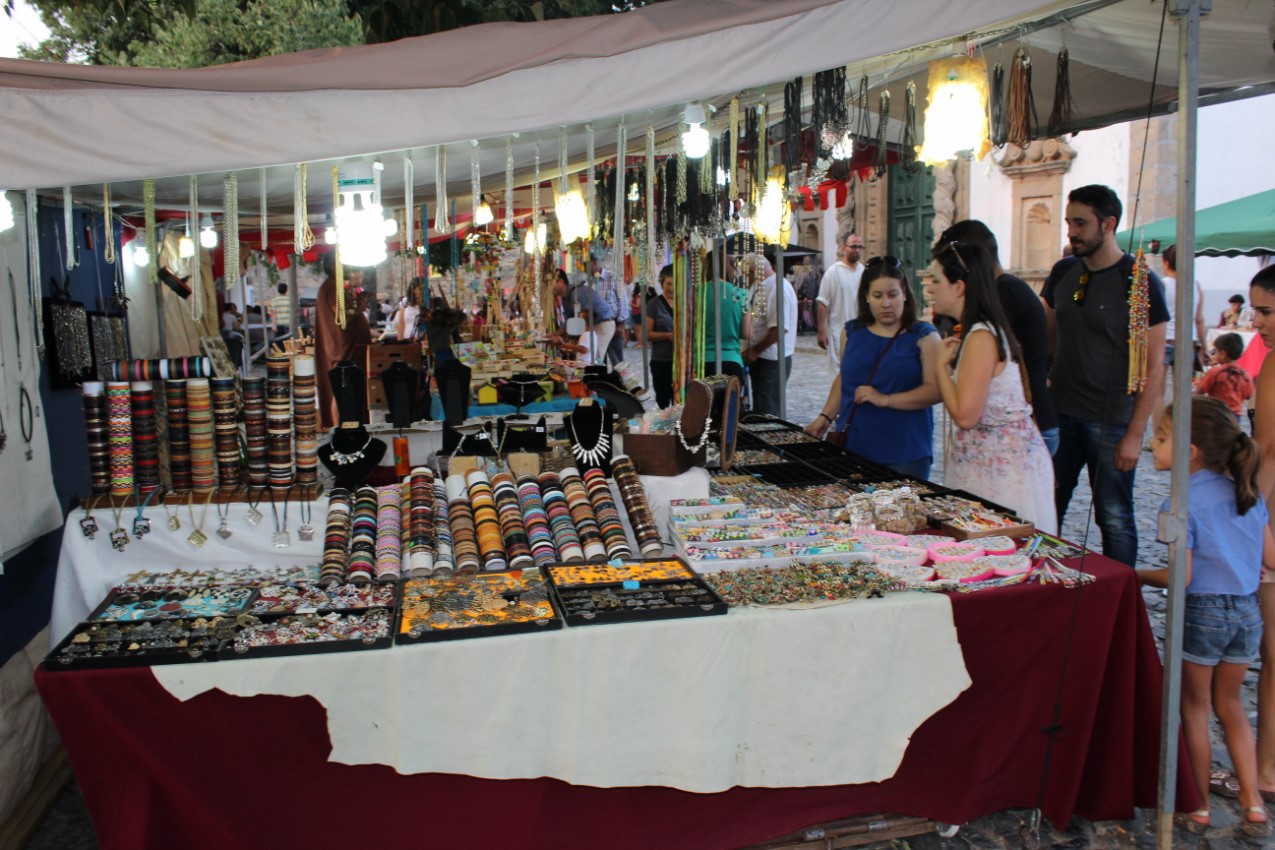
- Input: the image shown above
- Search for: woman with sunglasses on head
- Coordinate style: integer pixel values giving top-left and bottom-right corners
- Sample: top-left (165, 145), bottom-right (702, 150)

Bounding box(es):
top-left (804, 256), bottom-right (941, 480)
top-left (928, 241), bottom-right (1057, 533)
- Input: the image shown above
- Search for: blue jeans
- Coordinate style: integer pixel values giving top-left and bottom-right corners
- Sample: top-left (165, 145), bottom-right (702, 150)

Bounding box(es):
top-left (1053, 413), bottom-right (1138, 566)
top-left (1040, 426), bottom-right (1060, 457)
top-left (748, 356), bottom-right (792, 417)
top-left (886, 457), bottom-right (932, 481)
top-left (1182, 593), bottom-right (1262, 666)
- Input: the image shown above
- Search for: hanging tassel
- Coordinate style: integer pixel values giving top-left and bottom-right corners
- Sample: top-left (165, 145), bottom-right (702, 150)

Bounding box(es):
top-left (189, 175), bottom-right (204, 322)
top-left (1047, 46), bottom-right (1076, 137)
top-left (222, 173), bottom-right (239, 291)
top-left (872, 91), bottom-right (890, 179)
top-left (783, 76), bottom-right (803, 176)
top-left (25, 189), bottom-right (44, 356)
top-left (900, 82), bottom-right (920, 174)
top-left (531, 141), bottom-right (542, 323)
top-left (63, 186), bottom-right (77, 270)
top-left (646, 124), bottom-right (657, 303)
top-left (259, 167), bottom-right (267, 250)
top-left (504, 136), bottom-right (515, 242)
top-left (1006, 46), bottom-right (1038, 149)
top-left (143, 179), bottom-right (157, 284)
top-left (728, 97), bottom-right (740, 202)
top-left (853, 75), bottom-right (872, 152)
top-left (990, 63), bottom-right (1007, 147)
top-left (434, 146), bottom-right (449, 234)
top-left (585, 123), bottom-right (596, 239)
top-left (814, 66), bottom-right (848, 153)
top-left (404, 155), bottom-right (414, 253)
top-left (331, 166), bottom-right (345, 329)
top-left (102, 183), bottom-right (116, 264)
top-left (1127, 248), bottom-right (1150, 394)
top-left (470, 140), bottom-right (482, 228)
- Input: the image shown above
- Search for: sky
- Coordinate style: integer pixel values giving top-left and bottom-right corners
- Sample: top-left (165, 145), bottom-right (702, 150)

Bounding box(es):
top-left (1, 0), bottom-right (50, 59)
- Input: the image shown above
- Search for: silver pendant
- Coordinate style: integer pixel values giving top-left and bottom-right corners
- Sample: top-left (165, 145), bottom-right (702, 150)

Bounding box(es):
top-left (109, 528), bottom-right (130, 551)
top-left (216, 519), bottom-right (233, 540)
top-left (168, 515), bottom-right (181, 532)
top-left (133, 517), bottom-right (151, 537)
top-left (80, 515), bottom-right (99, 539)
top-left (296, 524), bottom-right (315, 542)
top-left (273, 531), bottom-right (291, 548)
top-left (244, 506), bottom-right (264, 527)
top-left (187, 528), bottom-right (208, 549)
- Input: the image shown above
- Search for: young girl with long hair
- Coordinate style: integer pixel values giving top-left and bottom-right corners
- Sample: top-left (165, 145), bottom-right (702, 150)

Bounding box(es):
top-left (927, 240), bottom-right (1056, 532)
top-left (1139, 396), bottom-right (1271, 837)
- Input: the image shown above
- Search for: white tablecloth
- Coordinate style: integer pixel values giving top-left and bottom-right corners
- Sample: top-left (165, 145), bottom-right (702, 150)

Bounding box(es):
top-left (155, 591), bottom-right (968, 793)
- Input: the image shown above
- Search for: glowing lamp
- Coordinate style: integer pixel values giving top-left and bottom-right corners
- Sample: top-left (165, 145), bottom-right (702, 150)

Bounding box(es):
top-left (178, 234), bottom-right (196, 259)
top-left (335, 161), bottom-right (388, 267)
top-left (554, 183), bottom-right (591, 244)
top-left (917, 57), bottom-right (991, 166)
top-left (131, 230), bottom-right (150, 267)
top-left (524, 222), bottom-right (548, 254)
top-left (752, 176), bottom-right (790, 246)
top-left (474, 200), bottom-right (494, 227)
top-left (199, 215), bottom-right (218, 249)
top-left (682, 103), bottom-right (710, 159)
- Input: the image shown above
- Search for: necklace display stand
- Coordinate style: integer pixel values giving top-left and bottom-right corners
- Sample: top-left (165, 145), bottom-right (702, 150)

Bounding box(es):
top-left (319, 361), bottom-right (387, 488)
top-left (564, 399), bottom-right (615, 475)
top-left (380, 361), bottom-right (419, 429)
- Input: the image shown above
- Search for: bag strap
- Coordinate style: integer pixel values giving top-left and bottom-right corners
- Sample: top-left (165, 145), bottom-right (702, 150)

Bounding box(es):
top-left (841, 325), bottom-right (904, 432)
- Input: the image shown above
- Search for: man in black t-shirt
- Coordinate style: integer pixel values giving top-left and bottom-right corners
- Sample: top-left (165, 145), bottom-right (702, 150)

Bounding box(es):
top-left (1042, 185), bottom-right (1169, 567)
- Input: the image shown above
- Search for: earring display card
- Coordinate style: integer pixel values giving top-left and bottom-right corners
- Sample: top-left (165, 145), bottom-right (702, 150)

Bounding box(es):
top-left (543, 556), bottom-right (728, 627)
top-left (396, 570), bottom-right (562, 644)
top-left (45, 616), bottom-right (241, 671)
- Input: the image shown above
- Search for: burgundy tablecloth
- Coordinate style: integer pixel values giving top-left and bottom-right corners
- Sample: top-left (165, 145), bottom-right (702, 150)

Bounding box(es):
top-left (36, 555), bottom-right (1196, 850)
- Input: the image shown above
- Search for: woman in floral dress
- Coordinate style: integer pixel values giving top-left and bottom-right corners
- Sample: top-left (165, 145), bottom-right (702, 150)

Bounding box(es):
top-left (927, 240), bottom-right (1057, 533)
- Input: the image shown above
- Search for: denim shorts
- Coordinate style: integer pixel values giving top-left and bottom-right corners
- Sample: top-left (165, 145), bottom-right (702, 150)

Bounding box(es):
top-left (1182, 593), bottom-right (1263, 666)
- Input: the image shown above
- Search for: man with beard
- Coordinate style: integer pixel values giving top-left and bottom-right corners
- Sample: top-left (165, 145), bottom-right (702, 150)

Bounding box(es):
top-left (1041, 184), bottom-right (1169, 566)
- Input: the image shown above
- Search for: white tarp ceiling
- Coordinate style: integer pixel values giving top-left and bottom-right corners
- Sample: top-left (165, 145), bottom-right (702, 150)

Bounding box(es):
top-left (0, 0), bottom-right (1272, 214)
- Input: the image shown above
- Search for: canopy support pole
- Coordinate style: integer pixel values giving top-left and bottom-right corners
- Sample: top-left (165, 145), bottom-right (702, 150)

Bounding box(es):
top-left (775, 244), bottom-right (786, 420)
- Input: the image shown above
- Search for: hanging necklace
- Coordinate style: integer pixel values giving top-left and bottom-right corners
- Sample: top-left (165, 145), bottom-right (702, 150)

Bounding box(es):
top-left (108, 495), bottom-right (129, 551)
top-left (244, 486), bottom-right (264, 527)
top-left (296, 495), bottom-right (314, 542)
top-left (329, 434), bottom-right (372, 465)
top-left (215, 492), bottom-right (234, 539)
top-left (568, 405), bottom-right (610, 468)
top-left (270, 485), bottom-right (292, 548)
top-left (19, 385), bottom-right (33, 461)
top-left (80, 495), bottom-right (101, 539)
top-left (132, 485), bottom-right (158, 538)
top-left (186, 491), bottom-right (215, 549)
top-left (162, 495), bottom-right (180, 532)
top-left (675, 413), bottom-right (714, 454)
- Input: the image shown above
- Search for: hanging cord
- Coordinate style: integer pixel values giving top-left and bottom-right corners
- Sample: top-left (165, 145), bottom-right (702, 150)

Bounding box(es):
top-left (1046, 45), bottom-right (1076, 137)
top-left (24, 189), bottom-right (44, 358)
top-left (223, 173), bottom-right (239, 292)
top-left (434, 146), bottom-right (449, 234)
top-left (63, 186), bottom-right (77, 271)
top-left (1006, 44), bottom-right (1038, 149)
top-left (143, 179), bottom-right (158, 284)
top-left (331, 166), bottom-right (345, 329)
top-left (871, 91), bottom-right (890, 179)
top-left (1125, 0), bottom-right (1171, 252)
top-left (189, 175), bottom-right (204, 323)
top-left (531, 140), bottom-right (543, 323)
top-left (853, 75), bottom-right (872, 152)
top-left (471, 140), bottom-right (483, 226)
top-left (900, 81), bottom-right (920, 174)
top-left (814, 66), bottom-right (848, 154)
top-left (783, 77), bottom-right (803, 177)
top-left (403, 154), bottom-right (415, 253)
top-left (990, 63), bottom-right (1008, 147)
top-left (259, 168), bottom-right (268, 250)
top-left (728, 97), bottom-right (740, 203)
top-left (612, 124), bottom-right (627, 293)
top-left (101, 183), bottom-right (116, 264)
top-left (585, 123), bottom-right (596, 239)
top-left (504, 136), bottom-right (515, 242)
top-left (294, 164), bottom-right (315, 253)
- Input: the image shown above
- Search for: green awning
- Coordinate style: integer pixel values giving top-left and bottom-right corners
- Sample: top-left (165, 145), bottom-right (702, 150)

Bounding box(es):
top-left (1116, 189), bottom-right (1275, 257)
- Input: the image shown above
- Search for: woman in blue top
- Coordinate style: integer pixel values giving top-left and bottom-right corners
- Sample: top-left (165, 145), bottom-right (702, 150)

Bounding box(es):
top-left (1139, 396), bottom-right (1272, 838)
top-left (804, 257), bottom-right (940, 479)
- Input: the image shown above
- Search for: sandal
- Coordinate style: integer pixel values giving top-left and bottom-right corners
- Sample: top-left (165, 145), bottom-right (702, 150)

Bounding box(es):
top-left (1210, 768), bottom-right (1241, 799)
top-left (1238, 806), bottom-right (1271, 839)
top-left (1174, 810), bottom-right (1211, 834)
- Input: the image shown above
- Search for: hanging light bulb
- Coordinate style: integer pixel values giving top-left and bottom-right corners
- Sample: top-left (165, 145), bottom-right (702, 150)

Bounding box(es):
top-left (716, 166), bottom-right (730, 187)
top-left (917, 57), bottom-right (990, 166)
top-left (199, 214), bottom-right (218, 249)
top-left (627, 181), bottom-right (640, 203)
top-left (131, 229), bottom-right (151, 267)
top-left (0, 192), bottom-right (14, 233)
top-left (474, 197), bottom-right (494, 227)
top-left (554, 177), bottom-right (590, 244)
top-left (523, 222), bottom-right (547, 253)
top-left (178, 233), bottom-right (196, 259)
top-left (682, 103), bottom-right (710, 159)
top-left (322, 213), bottom-right (337, 245)
top-left (752, 176), bottom-right (790, 245)
top-left (830, 134), bottom-right (855, 161)
top-left (335, 160), bottom-right (388, 267)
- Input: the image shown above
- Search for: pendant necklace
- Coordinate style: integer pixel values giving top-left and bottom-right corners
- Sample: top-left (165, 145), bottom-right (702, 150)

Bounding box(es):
top-left (108, 495), bottom-right (129, 551)
top-left (215, 495), bottom-right (233, 539)
top-left (132, 485), bottom-right (158, 538)
top-left (186, 490), bottom-right (215, 549)
top-left (80, 495), bottom-right (101, 539)
top-left (270, 485), bottom-right (292, 548)
top-left (296, 496), bottom-right (314, 542)
top-left (329, 434), bottom-right (372, 465)
top-left (163, 496), bottom-right (181, 532)
top-left (568, 405), bottom-right (609, 468)
top-left (244, 487), bottom-right (264, 527)
top-left (675, 413), bottom-right (714, 454)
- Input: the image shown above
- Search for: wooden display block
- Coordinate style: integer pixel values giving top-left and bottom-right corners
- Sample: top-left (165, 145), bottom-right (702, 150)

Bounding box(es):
top-left (366, 341), bottom-right (424, 411)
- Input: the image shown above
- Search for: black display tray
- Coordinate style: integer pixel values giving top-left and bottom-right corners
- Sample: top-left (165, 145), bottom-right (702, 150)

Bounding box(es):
top-left (737, 461), bottom-right (841, 487)
top-left (89, 586), bottom-right (258, 622)
top-left (248, 582), bottom-right (399, 616)
top-left (732, 430), bottom-right (771, 449)
top-left (543, 556), bottom-right (728, 627)
top-left (220, 609), bottom-right (394, 660)
top-left (45, 617), bottom-right (235, 671)
top-left (770, 440), bottom-right (851, 461)
top-left (394, 571), bottom-right (563, 644)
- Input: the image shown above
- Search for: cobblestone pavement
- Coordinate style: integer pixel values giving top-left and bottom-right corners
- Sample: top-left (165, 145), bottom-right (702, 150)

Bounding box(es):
top-left (24, 340), bottom-right (1267, 849)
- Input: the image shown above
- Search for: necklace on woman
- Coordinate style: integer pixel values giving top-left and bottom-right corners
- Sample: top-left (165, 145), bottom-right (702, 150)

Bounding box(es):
top-left (568, 405), bottom-right (609, 467)
top-left (186, 491), bottom-right (215, 549)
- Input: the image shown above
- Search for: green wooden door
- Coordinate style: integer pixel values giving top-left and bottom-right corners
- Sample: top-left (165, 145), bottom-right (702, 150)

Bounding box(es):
top-left (887, 163), bottom-right (936, 299)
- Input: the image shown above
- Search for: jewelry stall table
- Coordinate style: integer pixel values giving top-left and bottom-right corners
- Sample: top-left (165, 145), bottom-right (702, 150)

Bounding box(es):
top-left (35, 554), bottom-right (1195, 850)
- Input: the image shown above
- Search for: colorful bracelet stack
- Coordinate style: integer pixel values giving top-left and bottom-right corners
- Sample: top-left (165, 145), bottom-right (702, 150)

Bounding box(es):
top-left (265, 356), bottom-right (294, 490)
top-left (292, 355), bottom-right (319, 486)
top-left (559, 467), bottom-right (607, 562)
top-left (406, 468), bottom-right (436, 576)
top-left (82, 382), bottom-right (110, 496)
top-left (319, 489), bottom-right (352, 585)
top-left (431, 477), bottom-right (455, 575)
top-left (241, 377), bottom-right (268, 487)
top-left (106, 356), bottom-right (212, 382)
top-left (466, 469), bottom-right (508, 572)
top-left (446, 473), bottom-right (482, 574)
top-left (538, 470), bottom-right (584, 563)
top-left (582, 466), bottom-right (631, 561)
top-left (374, 484), bottom-right (403, 581)
top-left (210, 376), bottom-right (241, 489)
top-left (106, 381), bottom-right (134, 497)
top-left (346, 486), bottom-right (379, 583)
top-left (517, 475), bottom-right (557, 568)
top-left (185, 378), bottom-right (216, 493)
top-left (491, 471), bottom-right (533, 570)
top-left (129, 382), bottom-right (161, 494)
top-left (606, 456), bottom-right (662, 557)
top-left (165, 380), bottom-right (192, 493)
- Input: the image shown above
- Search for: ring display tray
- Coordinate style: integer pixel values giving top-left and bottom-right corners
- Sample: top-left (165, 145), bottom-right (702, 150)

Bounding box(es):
top-left (395, 570), bottom-right (563, 644)
top-left (88, 586), bottom-right (258, 622)
top-left (222, 609), bottom-right (394, 659)
top-left (45, 616), bottom-right (239, 671)
top-left (249, 582), bottom-right (398, 616)
top-left (544, 556), bottom-right (728, 627)
top-left (737, 462), bottom-right (840, 488)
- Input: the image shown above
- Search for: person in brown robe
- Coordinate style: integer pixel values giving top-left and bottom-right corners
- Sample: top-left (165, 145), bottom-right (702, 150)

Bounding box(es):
top-left (315, 256), bottom-right (370, 427)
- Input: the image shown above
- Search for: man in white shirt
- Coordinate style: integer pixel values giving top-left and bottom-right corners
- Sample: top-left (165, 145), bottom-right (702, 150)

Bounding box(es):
top-left (816, 230), bottom-right (865, 370)
top-left (743, 253), bottom-right (798, 416)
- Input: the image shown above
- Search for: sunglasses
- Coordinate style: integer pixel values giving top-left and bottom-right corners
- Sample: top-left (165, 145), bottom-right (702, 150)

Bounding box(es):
top-left (936, 240), bottom-right (971, 276)
top-left (865, 255), bottom-right (903, 269)
top-left (1073, 271), bottom-right (1091, 305)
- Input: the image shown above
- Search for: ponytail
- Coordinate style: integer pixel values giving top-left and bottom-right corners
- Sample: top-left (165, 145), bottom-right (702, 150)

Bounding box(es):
top-left (1229, 432), bottom-right (1262, 515)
